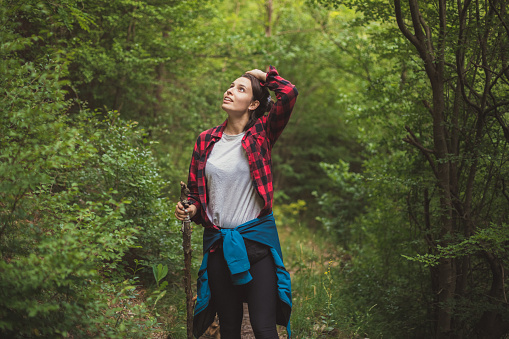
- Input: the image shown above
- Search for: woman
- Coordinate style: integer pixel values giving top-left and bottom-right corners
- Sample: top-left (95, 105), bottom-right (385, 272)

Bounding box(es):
top-left (175, 66), bottom-right (298, 339)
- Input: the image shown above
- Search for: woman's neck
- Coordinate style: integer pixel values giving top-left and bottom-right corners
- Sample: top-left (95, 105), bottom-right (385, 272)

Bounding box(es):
top-left (224, 116), bottom-right (249, 135)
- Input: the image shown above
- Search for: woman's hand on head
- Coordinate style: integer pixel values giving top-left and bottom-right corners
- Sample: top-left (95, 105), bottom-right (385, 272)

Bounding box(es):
top-left (246, 69), bottom-right (267, 82)
top-left (174, 201), bottom-right (197, 221)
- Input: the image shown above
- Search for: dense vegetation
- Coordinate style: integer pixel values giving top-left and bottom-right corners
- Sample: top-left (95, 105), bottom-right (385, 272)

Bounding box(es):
top-left (1, 0), bottom-right (508, 338)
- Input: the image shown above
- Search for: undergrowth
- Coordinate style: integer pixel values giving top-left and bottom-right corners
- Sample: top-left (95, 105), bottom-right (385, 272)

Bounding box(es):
top-left (276, 200), bottom-right (377, 338)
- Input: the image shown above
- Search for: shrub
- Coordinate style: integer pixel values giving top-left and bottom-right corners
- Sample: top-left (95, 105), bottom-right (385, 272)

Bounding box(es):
top-left (0, 26), bottom-right (177, 334)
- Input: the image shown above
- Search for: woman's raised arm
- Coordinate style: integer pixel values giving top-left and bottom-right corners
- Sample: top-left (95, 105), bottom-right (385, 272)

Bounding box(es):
top-left (261, 66), bottom-right (298, 146)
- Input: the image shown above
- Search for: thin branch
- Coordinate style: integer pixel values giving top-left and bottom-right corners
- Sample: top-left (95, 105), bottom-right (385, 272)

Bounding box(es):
top-left (0, 189), bottom-right (28, 239)
top-left (488, 0), bottom-right (509, 37)
top-left (402, 125), bottom-right (439, 180)
top-left (423, 188), bottom-right (435, 247)
top-left (485, 100), bottom-right (509, 115)
top-left (407, 192), bottom-right (421, 229)
top-left (503, 264), bottom-right (508, 303)
top-left (491, 111), bottom-right (509, 142)
top-left (317, 21), bottom-right (372, 82)
top-left (422, 99), bottom-right (434, 117)
top-left (275, 28), bottom-right (321, 36)
top-left (488, 64), bottom-right (509, 92)
top-left (444, 61), bottom-right (458, 72)
top-left (408, 0), bottom-right (427, 42)
top-left (404, 126), bottom-right (436, 154)
top-left (462, 78), bottom-right (483, 113)
top-left (192, 54), bottom-right (233, 59)
top-left (330, 62), bottom-right (372, 82)
top-left (394, 0), bottom-right (424, 53)
top-left (436, 0), bottom-right (447, 61)
top-left (418, 8), bottom-right (434, 58)
top-left (479, 5), bottom-right (496, 116)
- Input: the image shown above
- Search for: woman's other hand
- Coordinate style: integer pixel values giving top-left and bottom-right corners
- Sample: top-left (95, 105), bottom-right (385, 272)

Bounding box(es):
top-left (246, 69), bottom-right (267, 82)
top-left (174, 201), bottom-right (197, 221)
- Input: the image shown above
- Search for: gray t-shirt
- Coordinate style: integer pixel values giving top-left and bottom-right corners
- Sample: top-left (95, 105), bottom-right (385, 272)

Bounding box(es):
top-left (205, 132), bottom-right (263, 228)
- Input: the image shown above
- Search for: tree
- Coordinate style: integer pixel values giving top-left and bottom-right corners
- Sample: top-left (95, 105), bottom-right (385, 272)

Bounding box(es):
top-left (317, 0), bottom-right (509, 337)
top-left (394, 0), bottom-right (509, 337)
top-left (1, 1), bottom-right (177, 336)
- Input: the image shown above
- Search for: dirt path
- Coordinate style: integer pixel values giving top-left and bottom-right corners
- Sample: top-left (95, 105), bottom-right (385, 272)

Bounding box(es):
top-left (240, 303), bottom-right (255, 339)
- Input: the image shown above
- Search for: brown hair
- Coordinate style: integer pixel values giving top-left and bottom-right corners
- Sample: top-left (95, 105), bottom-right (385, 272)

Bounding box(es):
top-left (241, 73), bottom-right (273, 131)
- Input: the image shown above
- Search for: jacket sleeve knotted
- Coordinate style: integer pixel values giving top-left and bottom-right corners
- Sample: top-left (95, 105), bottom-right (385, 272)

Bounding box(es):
top-left (187, 135), bottom-right (204, 226)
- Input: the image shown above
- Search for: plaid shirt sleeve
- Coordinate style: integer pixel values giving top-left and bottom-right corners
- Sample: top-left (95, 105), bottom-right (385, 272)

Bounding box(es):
top-left (262, 66), bottom-right (299, 146)
top-left (243, 66), bottom-right (298, 218)
top-left (187, 132), bottom-right (205, 226)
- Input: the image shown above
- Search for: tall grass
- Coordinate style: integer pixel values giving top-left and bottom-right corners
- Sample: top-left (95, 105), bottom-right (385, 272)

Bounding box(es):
top-left (276, 201), bottom-right (377, 338)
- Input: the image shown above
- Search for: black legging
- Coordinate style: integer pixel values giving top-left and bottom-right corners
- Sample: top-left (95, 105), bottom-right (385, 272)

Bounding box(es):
top-left (208, 248), bottom-right (279, 339)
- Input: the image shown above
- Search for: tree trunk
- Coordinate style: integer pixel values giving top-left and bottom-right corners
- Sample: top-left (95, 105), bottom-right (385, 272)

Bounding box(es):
top-left (265, 0), bottom-right (272, 37)
top-left (432, 78), bottom-right (456, 339)
top-left (475, 254), bottom-right (509, 338)
top-left (394, 0), bottom-right (458, 336)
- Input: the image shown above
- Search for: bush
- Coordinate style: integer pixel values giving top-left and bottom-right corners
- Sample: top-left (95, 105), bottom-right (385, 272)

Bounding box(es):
top-left (0, 24), bottom-right (178, 334)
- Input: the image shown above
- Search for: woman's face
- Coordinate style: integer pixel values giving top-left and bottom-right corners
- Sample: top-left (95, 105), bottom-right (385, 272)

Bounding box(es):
top-left (222, 77), bottom-right (259, 114)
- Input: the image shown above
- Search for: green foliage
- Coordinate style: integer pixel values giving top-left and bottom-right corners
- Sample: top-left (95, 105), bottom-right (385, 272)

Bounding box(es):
top-left (404, 224), bottom-right (509, 268)
top-left (0, 105), bottom-right (172, 336)
top-left (316, 160), bottom-right (365, 247)
top-left (67, 0), bottom-right (218, 118)
top-left (4, 0), bottom-right (508, 336)
top-left (313, 0), bottom-right (509, 336)
top-left (0, 2), bottom-right (180, 335)
top-left (277, 206), bottom-right (384, 338)
top-left (153, 263), bottom-right (169, 288)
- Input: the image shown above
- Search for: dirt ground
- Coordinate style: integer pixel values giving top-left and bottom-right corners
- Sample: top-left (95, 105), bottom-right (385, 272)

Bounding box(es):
top-left (198, 303), bottom-right (255, 339)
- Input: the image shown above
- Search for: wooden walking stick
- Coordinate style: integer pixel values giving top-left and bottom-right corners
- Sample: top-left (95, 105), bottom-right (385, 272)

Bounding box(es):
top-left (179, 181), bottom-right (194, 339)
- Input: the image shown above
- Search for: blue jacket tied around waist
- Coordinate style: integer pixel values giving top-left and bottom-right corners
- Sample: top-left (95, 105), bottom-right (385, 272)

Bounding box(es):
top-left (193, 213), bottom-right (292, 338)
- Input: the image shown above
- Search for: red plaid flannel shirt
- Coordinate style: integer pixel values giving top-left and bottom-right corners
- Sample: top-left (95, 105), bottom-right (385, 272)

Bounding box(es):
top-left (187, 66), bottom-right (298, 228)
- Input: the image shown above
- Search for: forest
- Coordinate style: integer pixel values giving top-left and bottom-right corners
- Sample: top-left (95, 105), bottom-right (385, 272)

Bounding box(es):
top-left (1, 0), bottom-right (508, 338)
